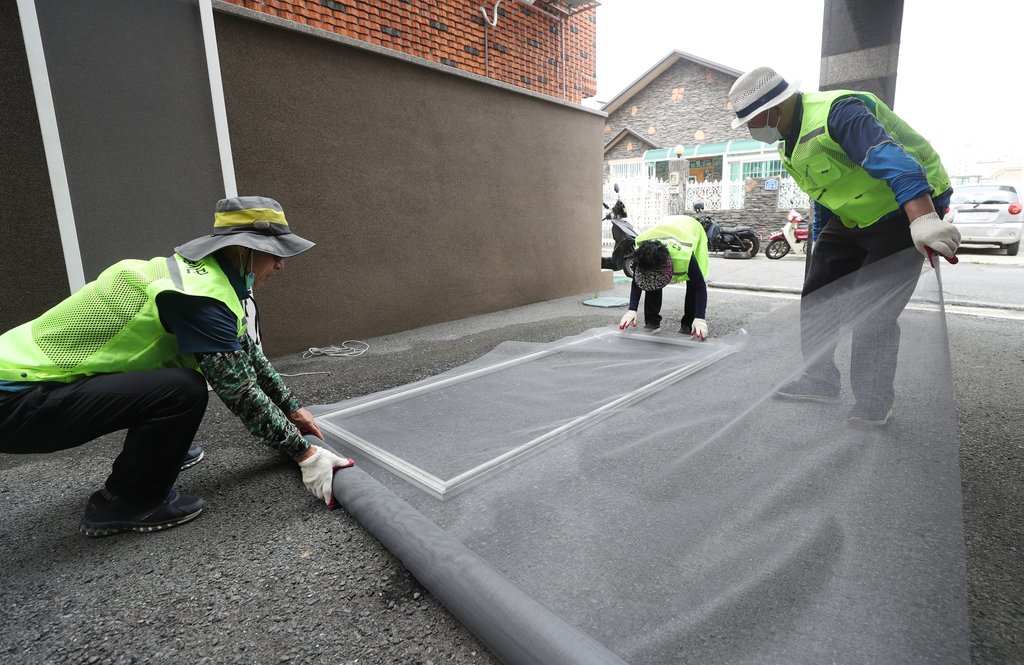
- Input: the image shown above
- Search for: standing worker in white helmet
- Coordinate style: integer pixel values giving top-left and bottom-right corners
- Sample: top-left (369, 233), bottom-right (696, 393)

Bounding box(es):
top-left (727, 67), bottom-right (961, 426)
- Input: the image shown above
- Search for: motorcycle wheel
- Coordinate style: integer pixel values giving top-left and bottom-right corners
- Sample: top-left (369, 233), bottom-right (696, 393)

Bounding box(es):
top-left (747, 236), bottom-right (760, 256)
top-left (765, 238), bottom-right (790, 259)
top-left (738, 237), bottom-right (757, 256)
top-left (623, 255), bottom-right (636, 278)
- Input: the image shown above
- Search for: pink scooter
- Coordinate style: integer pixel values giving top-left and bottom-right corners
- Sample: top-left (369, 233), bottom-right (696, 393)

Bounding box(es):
top-left (765, 209), bottom-right (810, 259)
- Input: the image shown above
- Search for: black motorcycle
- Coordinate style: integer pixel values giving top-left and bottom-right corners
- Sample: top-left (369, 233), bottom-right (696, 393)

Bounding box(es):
top-left (601, 184), bottom-right (639, 277)
top-left (692, 202), bottom-right (760, 259)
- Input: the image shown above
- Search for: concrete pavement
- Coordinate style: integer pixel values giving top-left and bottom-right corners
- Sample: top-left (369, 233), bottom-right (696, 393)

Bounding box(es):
top-left (1, 257), bottom-right (1022, 664)
top-left (705, 248), bottom-right (1024, 312)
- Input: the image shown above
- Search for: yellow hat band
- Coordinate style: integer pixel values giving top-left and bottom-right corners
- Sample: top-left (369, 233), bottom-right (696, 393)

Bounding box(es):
top-left (214, 207), bottom-right (289, 228)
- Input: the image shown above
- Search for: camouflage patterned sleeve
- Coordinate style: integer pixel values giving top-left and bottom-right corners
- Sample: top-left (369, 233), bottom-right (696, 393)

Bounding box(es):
top-left (239, 334), bottom-right (302, 415)
top-left (196, 350), bottom-right (310, 457)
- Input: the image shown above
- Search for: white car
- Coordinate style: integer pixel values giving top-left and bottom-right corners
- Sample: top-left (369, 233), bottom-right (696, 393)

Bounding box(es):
top-left (947, 184), bottom-right (1023, 256)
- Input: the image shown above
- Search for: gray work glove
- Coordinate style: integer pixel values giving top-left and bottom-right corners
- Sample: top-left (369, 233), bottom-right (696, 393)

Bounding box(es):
top-left (910, 211), bottom-right (960, 264)
top-left (298, 445), bottom-right (354, 508)
top-left (619, 310), bottom-right (637, 330)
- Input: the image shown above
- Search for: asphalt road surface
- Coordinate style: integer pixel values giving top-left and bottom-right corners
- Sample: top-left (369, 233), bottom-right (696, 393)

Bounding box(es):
top-left (2, 256), bottom-right (1021, 664)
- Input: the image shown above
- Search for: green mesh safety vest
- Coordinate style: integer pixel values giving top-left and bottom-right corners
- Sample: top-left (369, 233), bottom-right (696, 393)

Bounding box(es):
top-left (0, 254), bottom-right (245, 383)
top-left (780, 90), bottom-right (950, 228)
top-left (634, 216), bottom-right (709, 282)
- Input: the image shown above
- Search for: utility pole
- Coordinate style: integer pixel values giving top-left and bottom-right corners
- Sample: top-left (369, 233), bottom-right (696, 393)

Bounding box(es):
top-left (807, 0), bottom-right (905, 275)
top-left (819, 0), bottom-right (904, 108)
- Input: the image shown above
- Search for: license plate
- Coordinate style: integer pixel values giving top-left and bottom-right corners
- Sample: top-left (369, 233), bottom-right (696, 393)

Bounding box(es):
top-left (958, 212), bottom-right (993, 221)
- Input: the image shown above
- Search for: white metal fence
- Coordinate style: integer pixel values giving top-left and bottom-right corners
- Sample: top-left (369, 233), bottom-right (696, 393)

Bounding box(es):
top-left (777, 177), bottom-right (810, 209)
top-left (601, 177), bottom-right (671, 249)
top-left (601, 176), bottom-right (810, 250)
top-left (685, 179), bottom-right (746, 211)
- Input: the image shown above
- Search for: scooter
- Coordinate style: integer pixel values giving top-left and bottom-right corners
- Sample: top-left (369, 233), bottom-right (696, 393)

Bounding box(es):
top-left (601, 183), bottom-right (639, 277)
top-left (765, 209), bottom-right (810, 259)
top-left (693, 202), bottom-right (760, 259)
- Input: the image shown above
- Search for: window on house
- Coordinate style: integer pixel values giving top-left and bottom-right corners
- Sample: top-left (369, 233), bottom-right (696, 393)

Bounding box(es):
top-left (654, 161), bottom-right (670, 181)
top-left (741, 160), bottom-right (785, 179)
top-left (609, 160), bottom-right (647, 181)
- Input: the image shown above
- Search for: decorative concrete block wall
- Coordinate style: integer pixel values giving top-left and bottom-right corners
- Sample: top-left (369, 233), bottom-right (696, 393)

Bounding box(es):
top-left (696, 178), bottom-right (810, 244)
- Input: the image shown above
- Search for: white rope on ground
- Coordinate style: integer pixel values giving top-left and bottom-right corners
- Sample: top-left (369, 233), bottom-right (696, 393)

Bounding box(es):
top-left (277, 341), bottom-right (370, 377)
top-left (301, 340), bottom-right (370, 359)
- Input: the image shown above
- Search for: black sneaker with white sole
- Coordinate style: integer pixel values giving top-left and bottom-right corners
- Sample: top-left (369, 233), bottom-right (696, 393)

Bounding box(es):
top-left (80, 488), bottom-right (206, 537)
top-left (643, 322), bottom-right (661, 334)
top-left (776, 375), bottom-right (840, 402)
top-left (848, 402), bottom-right (893, 427)
top-left (180, 443), bottom-right (204, 471)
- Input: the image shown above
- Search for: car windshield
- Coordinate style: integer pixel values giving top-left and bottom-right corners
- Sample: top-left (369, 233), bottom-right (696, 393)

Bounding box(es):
top-left (951, 186), bottom-right (1019, 205)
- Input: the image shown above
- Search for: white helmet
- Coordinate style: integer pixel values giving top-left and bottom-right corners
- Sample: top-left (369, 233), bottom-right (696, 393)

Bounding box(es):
top-left (729, 66), bottom-right (800, 129)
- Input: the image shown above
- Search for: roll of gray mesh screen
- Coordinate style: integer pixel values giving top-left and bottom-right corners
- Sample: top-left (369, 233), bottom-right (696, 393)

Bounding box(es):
top-left (325, 454), bottom-right (628, 665)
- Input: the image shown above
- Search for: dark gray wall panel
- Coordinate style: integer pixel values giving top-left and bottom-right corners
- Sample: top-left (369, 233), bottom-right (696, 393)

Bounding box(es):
top-left (215, 11), bottom-right (606, 354)
top-left (34, 0), bottom-right (225, 278)
top-left (0, 0), bottom-right (67, 333)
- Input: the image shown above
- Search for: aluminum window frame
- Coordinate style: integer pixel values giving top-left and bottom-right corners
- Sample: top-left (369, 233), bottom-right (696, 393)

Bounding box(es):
top-left (318, 330), bottom-right (733, 499)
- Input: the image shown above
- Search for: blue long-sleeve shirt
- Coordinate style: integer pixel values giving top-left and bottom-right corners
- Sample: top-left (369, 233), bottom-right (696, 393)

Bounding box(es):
top-left (783, 95), bottom-right (947, 239)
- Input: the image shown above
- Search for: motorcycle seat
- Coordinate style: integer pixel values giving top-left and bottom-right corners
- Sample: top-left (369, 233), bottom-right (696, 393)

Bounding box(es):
top-left (719, 225), bottom-right (755, 235)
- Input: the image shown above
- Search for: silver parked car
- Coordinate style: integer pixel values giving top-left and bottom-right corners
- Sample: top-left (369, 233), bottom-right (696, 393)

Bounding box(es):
top-left (947, 183), bottom-right (1023, 256)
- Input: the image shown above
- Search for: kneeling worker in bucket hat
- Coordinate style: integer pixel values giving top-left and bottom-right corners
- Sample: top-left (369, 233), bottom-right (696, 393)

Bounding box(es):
top-left (0, 196), bottom-right (352, 536)
top-left (619, 215), bottom-right (710, 340)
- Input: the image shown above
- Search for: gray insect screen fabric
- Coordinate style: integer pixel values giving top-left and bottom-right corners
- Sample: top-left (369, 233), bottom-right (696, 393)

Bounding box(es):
top-left (316, 247), bottom-right (969, 665)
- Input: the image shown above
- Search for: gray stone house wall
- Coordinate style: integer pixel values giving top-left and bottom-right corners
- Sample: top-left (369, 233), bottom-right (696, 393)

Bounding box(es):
top-left (604, 136), bottom-right (656, 163)
top-left (603, 59), bottom-right (749, 152)
top-left (601, 57), bottom-right (814, 251)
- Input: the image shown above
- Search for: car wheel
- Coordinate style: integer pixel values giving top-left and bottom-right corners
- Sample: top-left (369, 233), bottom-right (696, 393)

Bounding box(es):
top-left (1007, 241), bottom-right (1020, 257)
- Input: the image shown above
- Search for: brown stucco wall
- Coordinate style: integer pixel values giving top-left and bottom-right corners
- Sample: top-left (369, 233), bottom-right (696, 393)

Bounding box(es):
top-left (215, 10), bottom-right (608, 354)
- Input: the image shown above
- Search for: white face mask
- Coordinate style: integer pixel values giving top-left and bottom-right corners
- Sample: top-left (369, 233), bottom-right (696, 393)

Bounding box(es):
top-left (242, 250), bottom-right (256, 293)
top-left (748, 110), bottom-right (782, 144)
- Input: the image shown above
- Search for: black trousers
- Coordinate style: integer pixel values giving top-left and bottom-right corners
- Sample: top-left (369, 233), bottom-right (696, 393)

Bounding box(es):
top-left (800, 214), bottom-right (923, 409)
top-left (643, 282), bottom-right (697, 331)
top-left (0, 368), bottom-right (208, 502)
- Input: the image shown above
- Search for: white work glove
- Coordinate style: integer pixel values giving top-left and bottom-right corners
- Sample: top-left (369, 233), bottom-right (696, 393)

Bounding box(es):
top-left (691, 318), bottom-right (708, 341)
top-left (298, 445), bottom-right (355, 508)
top-left (910, 212), bottom-right (960, 264)
top-left (619, 310), bottom-right (637, 330)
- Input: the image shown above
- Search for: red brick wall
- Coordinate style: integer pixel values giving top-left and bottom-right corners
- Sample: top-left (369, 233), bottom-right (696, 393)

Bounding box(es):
top-left (224, 0), bottom-right (596, 102)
